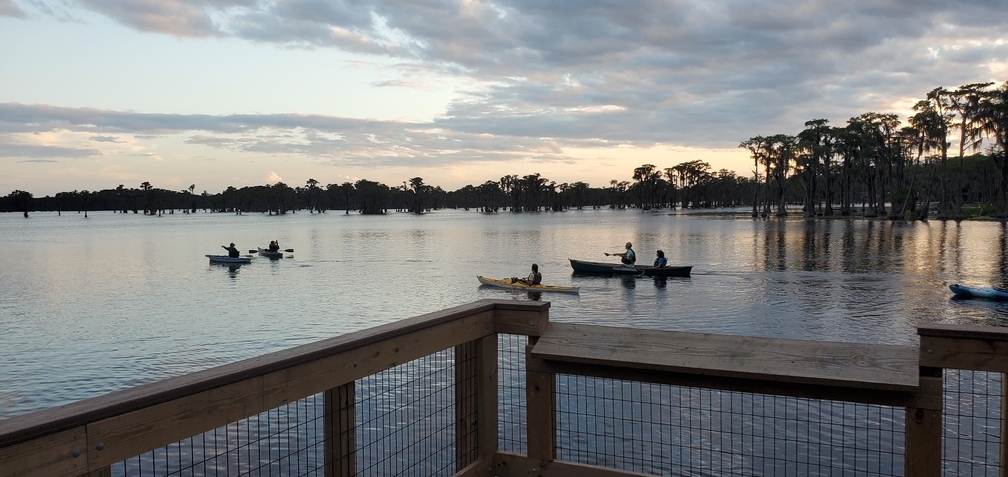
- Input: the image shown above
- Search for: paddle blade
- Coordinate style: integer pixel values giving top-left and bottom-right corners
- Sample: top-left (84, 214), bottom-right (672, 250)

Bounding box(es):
top-left (285, 248), bottom-right (294, 252)
top-left (249, 249), bottom-right (258, 253)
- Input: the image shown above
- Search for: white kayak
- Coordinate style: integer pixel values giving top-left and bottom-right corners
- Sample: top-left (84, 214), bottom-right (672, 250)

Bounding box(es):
top-left (207, 255), bottom-right (252, 264)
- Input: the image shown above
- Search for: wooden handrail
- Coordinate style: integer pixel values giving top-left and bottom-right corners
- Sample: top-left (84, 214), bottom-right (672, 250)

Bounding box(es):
top-left (13, 304), bottom-right (1008, 477)
top-left (532, 322), bottom-right (921, 391)
top-left (918, 323), bottom-right (1008, 341)
top-left (0, 300), bottom-right (548, 447)
top-left (919, 323), bottom-right (1008, 371)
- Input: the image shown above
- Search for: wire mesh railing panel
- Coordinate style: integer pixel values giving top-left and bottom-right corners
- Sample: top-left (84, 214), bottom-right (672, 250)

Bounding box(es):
top-left (111, 394), bottom-right (327, 477)
top-left (498, 333), bottom-right (528, 454)
top-left (943, 369), bottom-right (1002, 476)
top-left (555, 375), bottom-right (904, 477)
top-left (109, 346), bottom-right (473, 477)
top-left (357, 348), bottom-right (461, 477)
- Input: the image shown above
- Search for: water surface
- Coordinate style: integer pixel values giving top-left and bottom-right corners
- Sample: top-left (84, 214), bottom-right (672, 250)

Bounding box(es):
top-left (1, 208), bottom-right (1006, 420)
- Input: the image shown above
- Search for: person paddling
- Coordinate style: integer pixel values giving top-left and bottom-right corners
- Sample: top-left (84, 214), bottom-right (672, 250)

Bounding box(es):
top-left (606, 242), bottom-right (636, 265)
top-left (513, 263), bottom-right (542, 286)
top-left (222, 243), bottom-right (240, 258)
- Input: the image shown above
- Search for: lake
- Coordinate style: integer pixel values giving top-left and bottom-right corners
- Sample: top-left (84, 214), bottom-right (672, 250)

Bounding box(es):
top-left (1, 208), bottom-right (1006, 421)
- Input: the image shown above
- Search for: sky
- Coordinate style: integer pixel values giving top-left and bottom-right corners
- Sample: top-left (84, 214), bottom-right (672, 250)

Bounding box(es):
top-left (1, 0), bottom-right (1006, 197)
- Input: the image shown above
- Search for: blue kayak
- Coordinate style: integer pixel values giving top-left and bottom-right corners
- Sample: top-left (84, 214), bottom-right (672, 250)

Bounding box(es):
top-left (949, 284), bottom-right (1008, 301)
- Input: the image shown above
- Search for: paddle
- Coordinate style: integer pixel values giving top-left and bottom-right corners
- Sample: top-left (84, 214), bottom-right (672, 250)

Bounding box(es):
top-left (249, 249), bottom-right (258, 253)
top-left (285, 248), bottom-right (294, 252)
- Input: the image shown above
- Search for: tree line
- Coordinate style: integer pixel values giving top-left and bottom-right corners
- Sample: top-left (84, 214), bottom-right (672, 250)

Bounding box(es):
top-left (0, 168), bottom-right (755, 217)
top-left (740, 81), bottom-right (1008, 219)
top-left (3, 81), bottom-right (1005, 219)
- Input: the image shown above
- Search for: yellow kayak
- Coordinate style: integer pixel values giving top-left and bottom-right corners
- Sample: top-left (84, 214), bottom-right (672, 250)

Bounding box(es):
top-left (477, 276), bottom-right (580, 294)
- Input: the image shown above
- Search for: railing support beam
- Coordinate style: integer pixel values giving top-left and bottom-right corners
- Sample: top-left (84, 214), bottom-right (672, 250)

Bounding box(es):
top-left (526, 339), bottom-right (555, 464)
top-left (905, 366), bottom-right (942, 477)
top-left (324, 382), bottom-right (355, 477)
top-left (456, 335), bottom-right (498, 476)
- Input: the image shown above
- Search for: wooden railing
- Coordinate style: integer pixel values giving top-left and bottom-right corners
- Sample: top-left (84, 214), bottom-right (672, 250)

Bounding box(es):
top-left (1, 301), bottom-right (1006, 477)
top-left (0, 300), bottom-right (550, 477)
top-left (918, 323), bottom-right (1008, 477)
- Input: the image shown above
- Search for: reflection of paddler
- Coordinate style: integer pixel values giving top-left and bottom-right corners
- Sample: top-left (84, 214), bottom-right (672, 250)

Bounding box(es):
top-left (605, 242), bottom-right (636, 265)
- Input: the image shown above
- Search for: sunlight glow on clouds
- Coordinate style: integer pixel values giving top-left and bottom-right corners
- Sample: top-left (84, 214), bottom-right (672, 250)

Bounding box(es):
top-left (0, 0), bottom-right (1006, 195)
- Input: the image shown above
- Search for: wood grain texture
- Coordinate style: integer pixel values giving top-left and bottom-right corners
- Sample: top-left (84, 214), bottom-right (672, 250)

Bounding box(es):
top-left (532, 323), bottom-right (920, 391)
top-left (918, 323), bottom-right (1008, 341)
top-left (920, 335), bottom-right (1008, 372)
top-left (0, 300), bottom-right (540, 447)
top-left (476, 335), bottom-right (499, 464)
top-left (495, 452), bottom-right (654, 477)
top-left (324, 383), bottom-right (354, 477)
top-left (260, 313), bottom-right (494, 409)
top-left (526, 345), bottom-right (555, 461)
top-left (0, 427), bottom-right (86, 477)
top-left (905, 407), bottom-right (942, 477)
top-left (494, 305), bottom-right (550, 337)
top-left (86, 377), bottom-right (263, 468)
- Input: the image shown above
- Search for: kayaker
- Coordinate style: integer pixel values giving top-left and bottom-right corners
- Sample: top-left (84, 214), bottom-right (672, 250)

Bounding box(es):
top-left (222, 243), bottom-right (240, 258)
top-left (268, 240), bottom-right (280, 252)
top-left (513, 263), bottom-right (542, 285)
top-left (606, 242), bottom-right (636, 265)
top-left (654, 250), bottom-right (667, 267)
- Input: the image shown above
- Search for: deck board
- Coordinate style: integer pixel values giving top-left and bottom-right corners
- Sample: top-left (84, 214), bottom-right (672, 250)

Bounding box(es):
top-left (531, 323), bottom-right (919, 391)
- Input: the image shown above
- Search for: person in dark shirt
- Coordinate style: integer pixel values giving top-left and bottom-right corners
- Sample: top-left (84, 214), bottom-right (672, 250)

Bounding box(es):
top-left (222, 243), bottom-right (240, 258)
top-left (514, 263), bottom-right (542, 285)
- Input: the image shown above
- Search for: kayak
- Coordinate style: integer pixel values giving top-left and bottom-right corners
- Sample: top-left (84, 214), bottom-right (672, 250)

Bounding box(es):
top-left (257, 247), bottom-right (283, 259)
top-left (949, 284), bottom-right (1008, 301)
top-left (208, 255), bottom-right (252, 264)
top-left (477, 276), bottom-right (580, 294)
top-left (568, 258), bottom-right (692, 277)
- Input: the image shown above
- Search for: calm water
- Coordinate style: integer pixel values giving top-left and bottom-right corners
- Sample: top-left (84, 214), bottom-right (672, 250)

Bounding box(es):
top-left (1, 208), bottom-right (1007, 420)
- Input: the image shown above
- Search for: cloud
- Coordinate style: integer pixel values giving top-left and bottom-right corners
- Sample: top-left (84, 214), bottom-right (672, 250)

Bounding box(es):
top-left (0, 141), bottom-right (101, 158)
top-left (74, 0), bottom-right (235, 37)
top-left (8, 0), bottom-right (1008, 192)
top-left (0, 0), bottom-right (25, 18)
top-left (265, 170), bottom-right (282, 183)
top-left (186, 134), bottom-right (236, 148)
top-left (0, 103), bottom-right (590, 169)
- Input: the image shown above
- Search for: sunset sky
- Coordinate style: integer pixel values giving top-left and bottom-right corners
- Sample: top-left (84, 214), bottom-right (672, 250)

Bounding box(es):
top-left (1, 0), bottom-right (1005, 196)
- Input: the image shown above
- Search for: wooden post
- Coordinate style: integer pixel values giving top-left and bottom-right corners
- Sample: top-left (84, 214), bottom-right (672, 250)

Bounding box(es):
top-left (526, 338), bottom-right (555, 463)
top-left (324, 383), bottom-right (355, 477)
top-left (456, 335), bottom-right (498, 473)
top-left (905, 367), bottom-right (942, 477)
